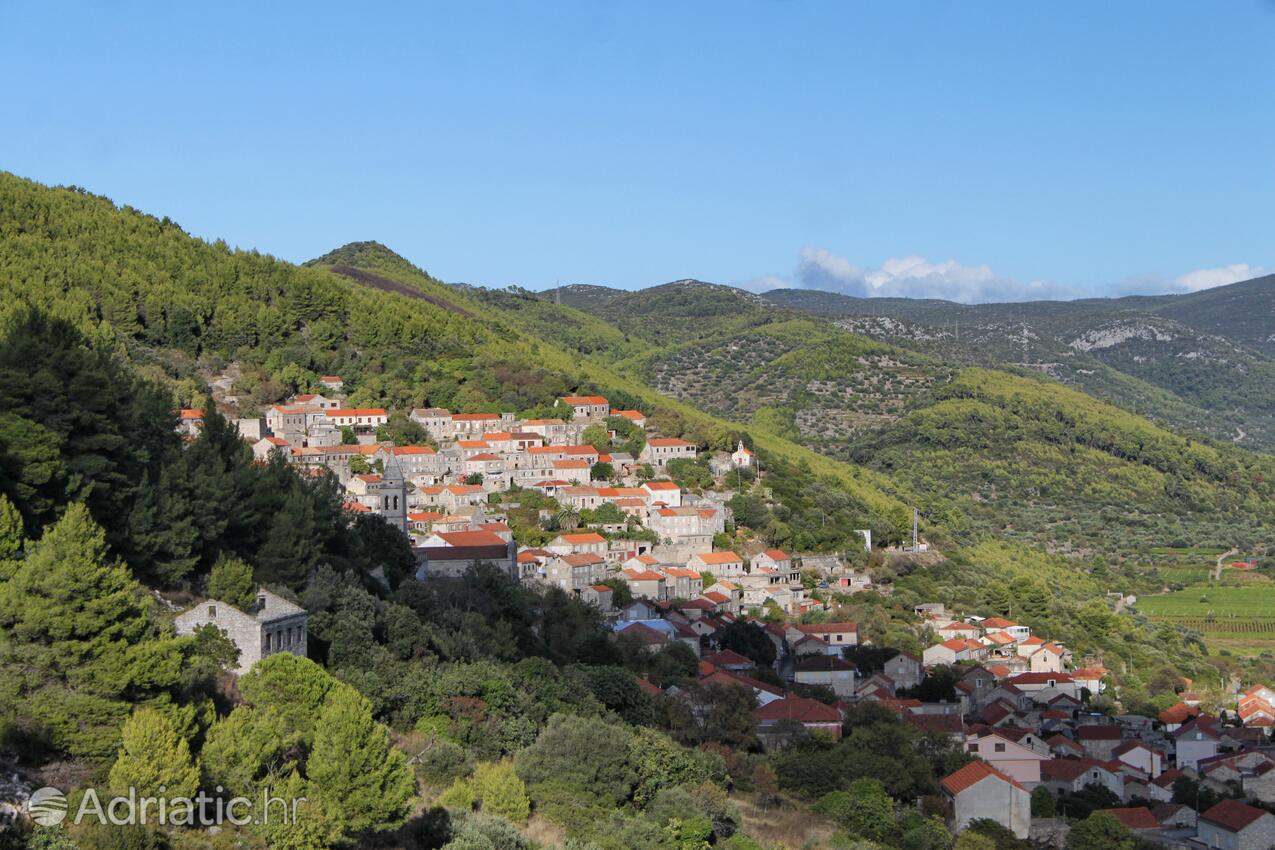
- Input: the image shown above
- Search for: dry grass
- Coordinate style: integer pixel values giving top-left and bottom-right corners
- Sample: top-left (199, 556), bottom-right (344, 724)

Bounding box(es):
top-left (732, 791), bottom-right (838, 849)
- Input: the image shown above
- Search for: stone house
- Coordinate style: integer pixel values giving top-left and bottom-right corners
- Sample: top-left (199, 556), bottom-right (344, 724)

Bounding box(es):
top-left (324, 407), bottom-right (388, 432)
top-left (174, 589), bottom-right (307, 675)
top-left (557, 395), bottom-right (610, 420)
top-left (885, 651), bottom-right (923, 691)
top-left (547, 553), bottom-right (609, 593)
top-left (639, 438), bottom-right (697, 468)
top-left (1197, 799), bottom-right (1275, 850)
top-left (688, 550), bottom-right (746, 577)
top-left (941, 760), bottom-right (1031, 839)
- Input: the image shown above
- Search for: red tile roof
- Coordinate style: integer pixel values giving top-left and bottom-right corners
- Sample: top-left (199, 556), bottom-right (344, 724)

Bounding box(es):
top-left (941, 760), bottom-right (1025, 795)
top-left (704, 649), bottom-right (753, 667)
top-left (753, 695), bottom-right (842, 724)
top-left (1008, 672), bottom-right (1074, 685)
top-left (797, 622), bottom-right (857, 635)
top-left (694, 551), bottom-right (743, 565)
top-left (437, 530), bottom-right (508, 547)
top-left (325, 408), bottom-right (387, 417)
top-left (1105, 807), bottom-right (1159, 830)
top-left (1077, 725), bottom-right (1122, 741)
top-left (1201, 799), bottom-right (1270, 832)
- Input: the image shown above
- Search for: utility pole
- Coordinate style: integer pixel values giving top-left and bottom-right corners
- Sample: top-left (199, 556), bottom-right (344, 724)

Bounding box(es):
top-left (912, 506), bottom-right (919, 552)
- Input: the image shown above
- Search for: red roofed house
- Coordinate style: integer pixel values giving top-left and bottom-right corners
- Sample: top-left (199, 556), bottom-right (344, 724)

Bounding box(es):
top-left (545, 553), bottom-right (609, 593)
top-left (1104, 807), bottom-right (1159, 834)
top-left (925, 638), bottom-right (978, 666)
top-left (613, 409), bottom-right (647, 428)
top-left (547, 532), bottom-right (608, 558)
top-left (1114, 740), bottom-right (1164, 779)
top-left (621, 568), bottom-right (667, 601)
top-left (794, 622), bottom-right (859, 652)
top-left (1076, 724), bottom-right (1125, 760)
top-left (580, 583), bottom-right (614, 610)
top-left (318, 375), bottom-right (343, 390)
top-left (978, 617), bottom-right (1031, 641)
top-left (1006, 672), bottom-right (1079, 700)
top-left (1158, 701), bottom-right (1200, 732)
top-left (940, 760), bottom-right (1030, 838)
top-left (641, 480), bottom-right (682, 508)
top-left (324, 408), bottom-right (389, 429)
top-left (558, 395), bottom-right (610, 420)
top-left (639, 437), bottom-right (697, 468)
top-left (1175, 717), bottom-right (1222, 770)
top-left (1040, 758), bottom-right (1124, 799)
top-left (753, 695), bottom-right (843, 745)
top-left (751, 549), bottom-right (792, 572)
top-left (1198, 799), bottom-right (1275, 850)
top-left (177, 408), bottom-right (204, 437)
top-left (689, 550), bottom-right (746, 577)
top-left (661, 566), bottom-right (704, 599)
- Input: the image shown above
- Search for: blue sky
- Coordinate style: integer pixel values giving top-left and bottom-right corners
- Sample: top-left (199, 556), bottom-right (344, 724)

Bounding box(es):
top-left (2, 2), bottom-right (1273, 302)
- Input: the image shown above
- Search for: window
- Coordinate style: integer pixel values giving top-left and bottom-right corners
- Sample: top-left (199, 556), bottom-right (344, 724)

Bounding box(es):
top-left (208, 605), bottom-right (217, 618)
top-left (994, 743), bottom-right (1006, 753)
top-left (968, 744), bottom-right (979, 753)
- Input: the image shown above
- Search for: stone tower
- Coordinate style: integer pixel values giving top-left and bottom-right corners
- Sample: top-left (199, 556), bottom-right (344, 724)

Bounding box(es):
top-left (374, 451), bottom-right (408, 534)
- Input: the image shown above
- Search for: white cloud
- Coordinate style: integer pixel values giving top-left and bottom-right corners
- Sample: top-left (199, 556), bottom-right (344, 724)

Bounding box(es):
top-left (790, 247), bottom-right (1080, 303)
top-left (743, 249), bottom-right (1270, 303)
top-left (1173, 263), bottom-right (1267, 292)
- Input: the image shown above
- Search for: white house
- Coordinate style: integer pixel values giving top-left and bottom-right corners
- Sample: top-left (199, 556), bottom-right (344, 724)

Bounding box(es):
top-left (794, 655), bottom-right (857, 697)
top-left (965, 733), bottom-right (1049, 786)
top-left (941, 760), bottom-right (1031, 839)
top-left (1174, 718), bottom-right (1221, 771)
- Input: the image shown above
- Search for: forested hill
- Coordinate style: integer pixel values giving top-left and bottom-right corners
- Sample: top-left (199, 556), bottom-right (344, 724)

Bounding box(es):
top-left (766, 276), bottom-right (1275, 452)
top-left (0, 172), bottom-right (913, 550)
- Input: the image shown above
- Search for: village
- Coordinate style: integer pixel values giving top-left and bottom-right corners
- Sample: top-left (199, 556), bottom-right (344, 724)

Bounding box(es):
top-left (173, 384), bottom-right (1275, 850)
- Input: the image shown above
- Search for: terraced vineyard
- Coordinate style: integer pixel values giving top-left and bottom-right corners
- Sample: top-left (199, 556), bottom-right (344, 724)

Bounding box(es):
top-left (1137, 575), bottom-right (1275, 656)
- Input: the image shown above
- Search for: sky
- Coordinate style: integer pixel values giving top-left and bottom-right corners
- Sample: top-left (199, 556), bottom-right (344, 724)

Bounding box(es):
top-left (2, 2), bottom-right (1273, 303)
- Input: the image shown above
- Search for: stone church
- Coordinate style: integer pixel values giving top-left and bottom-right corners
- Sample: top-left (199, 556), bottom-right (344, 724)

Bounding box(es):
top-left (174, 588), bottom-right (308, 675)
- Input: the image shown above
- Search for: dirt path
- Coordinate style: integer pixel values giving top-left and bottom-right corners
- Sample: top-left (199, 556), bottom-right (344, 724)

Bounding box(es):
top-left (1212, 547), bottom-right (1240, 581)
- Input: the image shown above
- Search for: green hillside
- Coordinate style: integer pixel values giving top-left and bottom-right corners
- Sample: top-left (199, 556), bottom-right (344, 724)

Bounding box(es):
top-left (769, 281), bottom-right (1275, 452)
top-left (851, 367), bottom-right (1275, 556)
top-left (0, 172), bottom-right (913, 548)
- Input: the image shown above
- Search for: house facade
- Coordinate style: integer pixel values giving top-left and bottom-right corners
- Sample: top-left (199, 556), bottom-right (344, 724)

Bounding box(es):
top-left (173, 589), bottom-right (307, 675)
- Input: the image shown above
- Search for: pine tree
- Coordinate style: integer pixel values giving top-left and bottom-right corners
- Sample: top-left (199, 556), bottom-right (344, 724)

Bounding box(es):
top-left (307, 686), bottom-right (415, 837)
top-left (256, 488), bottom-right (320, 587)
top-left (126, 464), bottom-right (199, 586)
top-left (0, 503), bottom-right (185, 757)
top-left (108, 707), bottom-right (200, 798)
top-left (207, 555), bottom-right (256, 610)
top-left (473, 761), bottom-right (530, 823)
top-left (0, 493), bottom-right (23, 569)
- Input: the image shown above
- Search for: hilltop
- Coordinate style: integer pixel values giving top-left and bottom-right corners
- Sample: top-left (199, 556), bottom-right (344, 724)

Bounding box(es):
top-left (767, 278), bottom-right (1275, 451)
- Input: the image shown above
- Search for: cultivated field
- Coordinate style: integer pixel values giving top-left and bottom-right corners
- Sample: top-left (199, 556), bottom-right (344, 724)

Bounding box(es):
top-left (1138, 570), bottom-right (1275, 656)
